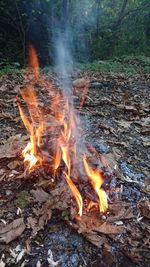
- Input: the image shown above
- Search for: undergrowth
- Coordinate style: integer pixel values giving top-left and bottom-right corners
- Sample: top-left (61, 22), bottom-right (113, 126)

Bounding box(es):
top-left (0, 56), bottom-right (149, 76)
top-left (77, 55), bottom-right (150, 74)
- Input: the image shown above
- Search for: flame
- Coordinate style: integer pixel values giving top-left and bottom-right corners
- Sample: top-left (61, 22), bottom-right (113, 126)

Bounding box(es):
top-left (22, 142), bottom-right (38, 170)
top-left (53, 146), bottom-right (61, 175)
top-left (51, 92), bottom-right (64, 121)
top-left (87, 201), bottom-right (99, 210)
top-left (65, 173), bottom-right (83, 216)
top-left (28, 44), bottom-right (39, 80)
top-left (17, 45), bottom-right (109, 216)
top-left (56, 100), bottom-right (83, 216)
top-left (17, 86), bottom-right (44, 171)
top-left (83, 156), bottom-right (108, 213)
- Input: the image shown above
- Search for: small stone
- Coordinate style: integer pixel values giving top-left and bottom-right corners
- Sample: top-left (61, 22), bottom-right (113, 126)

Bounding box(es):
top-left (115, 221), bottom-right (123, 225)
top-left (101, 215), bottom-right (107, 220)
top-left (6, 190), bottom-right (12, 196)
top-left (72, 78), bottom-right (86, 88)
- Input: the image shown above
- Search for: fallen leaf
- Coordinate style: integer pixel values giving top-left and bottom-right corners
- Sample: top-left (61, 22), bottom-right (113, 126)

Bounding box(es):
top-left (103, 243), bottom-right (116, 265)
top-left (0, 135), bottom-right (28, 159)
top-left (16, 249), bottom-right (26, 264)
top-left (0, 169), bottom-right (6, 176)
top-left (94, 221), bottom-right (124, 234)
top-left (108, 204), bottom-right (134, 222)
top-left (7, 160), bottom-right (21, 170)
top-left (143, 142), bottom-right (150, 147)
top-left (28, 203), bottom-right (52, 236)
top-left (140, 117), bottom-right (150, 126)
top-left (83, 231), bottom-right (107, 248)
top-left (77, 213), bottom-right (124, 236)
top-left (108, 140), bottom-right (128, 148)
top-left (47, 249), bottom-right (59, 267)
top-left (97, 123), bottom-right (116, 134)
top-left (0, 218), bottom-right (25, 244)
top-left (31, 188), bottom-right (50, 203)
top-left (0, 254), bottom-right (5, 267)
top-left (138, 200), bottom-right (150, 219)
top-left (143, 177), bottom-right (150, 194)
top-left (116, 120), bottom-right (132, 129)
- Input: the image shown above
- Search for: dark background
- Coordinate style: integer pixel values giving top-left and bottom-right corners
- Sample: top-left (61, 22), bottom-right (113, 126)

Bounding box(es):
top-left (0, 0), bottom-right (150, 66)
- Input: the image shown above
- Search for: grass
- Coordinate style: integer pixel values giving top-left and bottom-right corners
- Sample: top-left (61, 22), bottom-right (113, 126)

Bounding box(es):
top-left (77, 55), bottom-right (150, 74)
top-left (0, 56), bottom-right (149, 76)
top-left (0, 65), bottom-right (22, 76)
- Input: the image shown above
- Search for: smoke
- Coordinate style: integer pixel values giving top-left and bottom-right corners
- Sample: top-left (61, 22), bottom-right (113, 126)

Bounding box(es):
top-left (55, 33), bottom-right (73, 91)
top-left (21, 0), bottom-right (101, 66)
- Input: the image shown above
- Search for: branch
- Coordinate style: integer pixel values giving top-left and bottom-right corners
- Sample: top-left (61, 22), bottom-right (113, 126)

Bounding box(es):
top-left (112, 0), bottom-right (129, 30)
top-left (111, 1), bottom-right (150, 31)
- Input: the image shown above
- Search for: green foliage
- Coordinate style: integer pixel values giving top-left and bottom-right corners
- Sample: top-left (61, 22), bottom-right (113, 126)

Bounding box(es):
top-left (78, 56), bottom-right (150, 74)
top-left (0, 0), bottom-right (150, 64)
top-left (0, 65), bottom-right (22, 76)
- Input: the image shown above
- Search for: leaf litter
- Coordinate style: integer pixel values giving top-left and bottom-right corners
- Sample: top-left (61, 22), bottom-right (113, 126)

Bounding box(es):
top-left (0, 72), bottom-right (150, 266)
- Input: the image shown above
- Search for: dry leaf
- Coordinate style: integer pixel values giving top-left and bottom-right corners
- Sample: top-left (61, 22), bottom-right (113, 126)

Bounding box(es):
top-left (0, 254), bottom-right (5, 267)
top-left (7, 160), bottom-right (21, 170)
top-left (0, 218), bottom-right (25, 244)
top-left (143, 141), bottom-right (150, 147)
top-left (116, 120), bottom-right (132, 129)
top-left (47, 249), bottom-right (59, 267)
top-left (0, 135), bottom-right (28, 159)
top-left (31, 188), bottom-right (50, 203)
top-left (108, 204), bottom-right (134, 222)
top-left (143, 178), bottom-right (150, 194)
top-left (0, 169), bottom-right (6, 176)
top-left (103, 243), bottom-right (116, 265)
top-left (94, 221), bottom-right (124, 234)
top-left (83, 231), bottom-right (107, 248)
top-left (77, 213), bottom-right (124, 236)
top-left (28, 201), bottom-right (52, 236)
top-left (138, 200), bottom-right (150, 219)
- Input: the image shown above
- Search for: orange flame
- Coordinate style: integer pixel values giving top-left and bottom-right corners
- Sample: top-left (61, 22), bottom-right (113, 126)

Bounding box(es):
top-left (83, 156), bottom-right (108, 213)
top-left (53, 146), bottom-right (61, 176)
top-left (55, 100), bottom-right (83, 216)
top-left (28, 44), bottom-right (39, 80)
top-left (18, 45), bottom-right (109, 216)
top-left (17, 86), bottom-right (44, 171)
top-left (65, 173), bottom-right (83, 216)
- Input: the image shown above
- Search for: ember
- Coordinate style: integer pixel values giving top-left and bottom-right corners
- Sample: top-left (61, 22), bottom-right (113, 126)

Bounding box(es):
top-left (17, 45), bottom-right (108, 216)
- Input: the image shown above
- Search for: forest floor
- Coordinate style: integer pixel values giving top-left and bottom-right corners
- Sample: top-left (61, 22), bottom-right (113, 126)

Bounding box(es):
top-left (0, 68), bottom-right (150, 267)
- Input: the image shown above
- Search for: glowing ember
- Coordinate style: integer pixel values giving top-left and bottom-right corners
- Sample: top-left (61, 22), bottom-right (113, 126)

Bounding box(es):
top-left (83, 156), bottom-right (108, 213)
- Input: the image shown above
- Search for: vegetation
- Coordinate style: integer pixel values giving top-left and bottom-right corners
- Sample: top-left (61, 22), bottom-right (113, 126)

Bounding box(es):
top-left (0, 0), bottom-right (150, 66)
top-left (78, 56), bottom-right (150, 74)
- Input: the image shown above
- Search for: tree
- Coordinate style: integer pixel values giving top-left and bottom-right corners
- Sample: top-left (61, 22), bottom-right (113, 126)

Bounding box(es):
top-left (0, 0), bottom-right (149, 65)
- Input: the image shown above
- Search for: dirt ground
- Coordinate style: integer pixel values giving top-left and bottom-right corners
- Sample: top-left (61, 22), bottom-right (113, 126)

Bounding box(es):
top-left (0, 71), bottom-right (150, 267)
